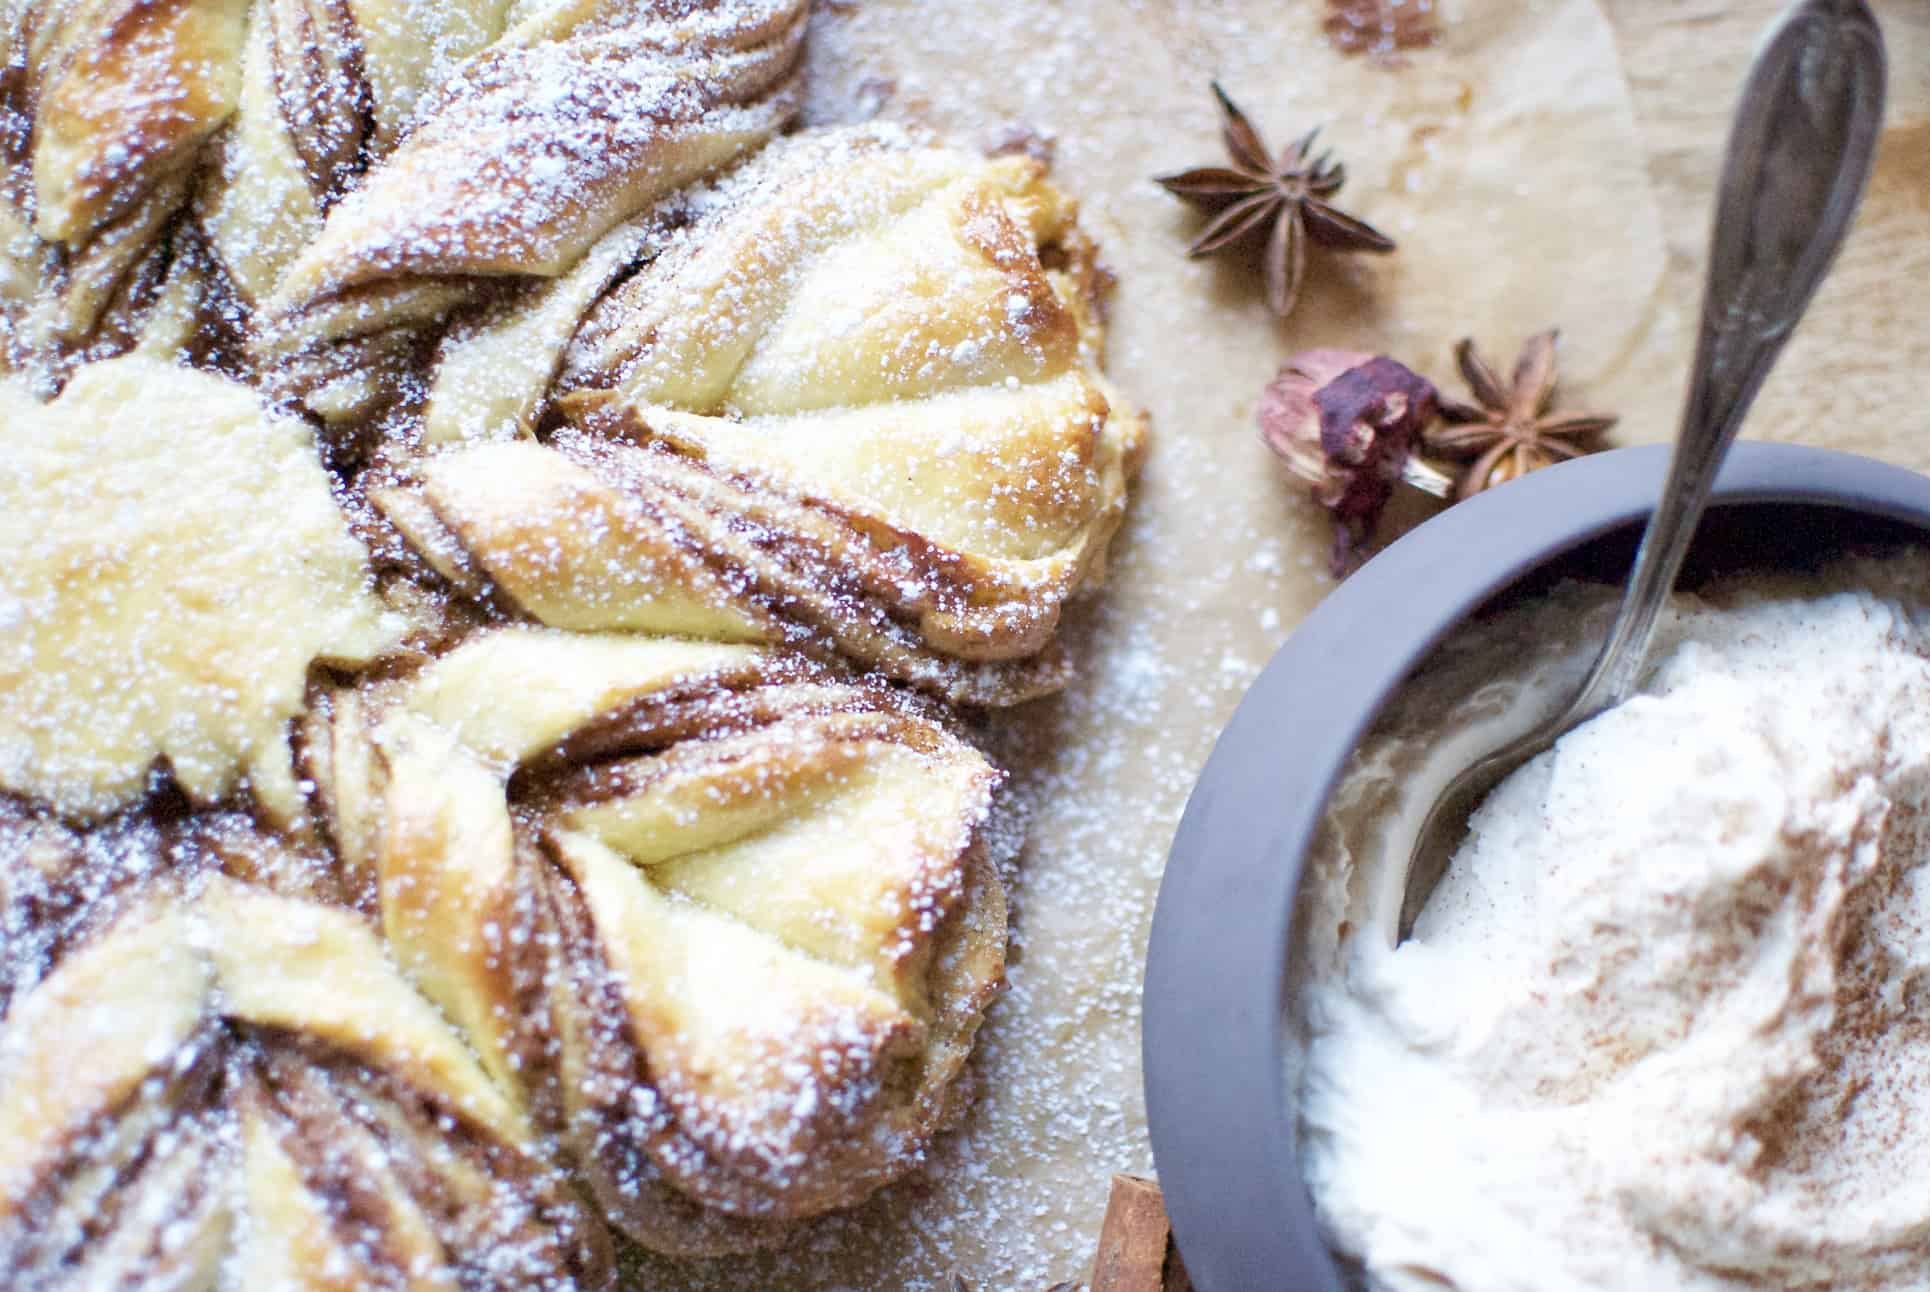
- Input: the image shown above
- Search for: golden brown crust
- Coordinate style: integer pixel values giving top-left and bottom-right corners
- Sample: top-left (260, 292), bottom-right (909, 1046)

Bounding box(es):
top-left (3, 14), bottom-right (1138, 696)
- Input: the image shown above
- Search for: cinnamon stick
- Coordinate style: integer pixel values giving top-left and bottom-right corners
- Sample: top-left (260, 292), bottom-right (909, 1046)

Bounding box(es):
top-left (1089, 1175), bottom-right (1194, 1292)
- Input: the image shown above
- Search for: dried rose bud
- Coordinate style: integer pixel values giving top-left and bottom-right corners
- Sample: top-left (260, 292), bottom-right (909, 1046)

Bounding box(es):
top-left (1258, 349), bottom-right (1453, 574)
top-left (1258, 347), bottom-right (1372, 481)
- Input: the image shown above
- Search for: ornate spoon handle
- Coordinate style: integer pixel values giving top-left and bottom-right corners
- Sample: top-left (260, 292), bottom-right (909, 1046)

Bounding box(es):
top-left (1565, 0), bottom-right (1887, 717)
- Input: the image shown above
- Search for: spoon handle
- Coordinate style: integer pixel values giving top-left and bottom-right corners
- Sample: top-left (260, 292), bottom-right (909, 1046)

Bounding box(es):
top-left (1566, 0), bottom-right (1887, 719)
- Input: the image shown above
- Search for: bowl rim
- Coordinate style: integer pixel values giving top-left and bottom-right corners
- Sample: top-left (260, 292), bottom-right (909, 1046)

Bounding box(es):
top-left (1141, 440), bottom-right (1930, 1292)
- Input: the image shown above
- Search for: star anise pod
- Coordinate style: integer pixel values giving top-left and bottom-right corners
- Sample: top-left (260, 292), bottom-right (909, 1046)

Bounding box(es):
top-left (1154, 83), bottom-right (1395, 319)
top-left (1425, 330), bottom-right (1617, 499)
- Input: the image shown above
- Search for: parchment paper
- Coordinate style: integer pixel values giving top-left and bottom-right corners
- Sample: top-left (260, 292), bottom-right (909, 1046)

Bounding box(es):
top-left (633, 2), bottom-right (1930, 1286)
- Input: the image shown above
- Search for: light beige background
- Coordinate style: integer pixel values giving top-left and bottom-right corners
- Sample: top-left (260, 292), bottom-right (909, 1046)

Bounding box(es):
top-left (632, 2), bottom-right (1930, 1286)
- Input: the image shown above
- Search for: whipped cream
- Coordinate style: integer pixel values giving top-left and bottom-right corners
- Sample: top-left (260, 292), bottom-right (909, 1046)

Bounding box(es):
top-left (1287, 554), bottom-right (1930, 1291)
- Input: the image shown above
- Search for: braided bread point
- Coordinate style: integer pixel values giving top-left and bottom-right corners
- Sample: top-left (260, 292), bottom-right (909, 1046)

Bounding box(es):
top-left (305, 626), bottom-right (1008, 1254)
top-left (252, 0), bottom-right (806, 425)
top-left (382, 126), bottom-right (1148, 705)
top-left (195, 0), bottom-right (519, 305)
top-left (8, 0), bottom-right (244, 247)
top-left (0, 870), bottom-right (612, 1290)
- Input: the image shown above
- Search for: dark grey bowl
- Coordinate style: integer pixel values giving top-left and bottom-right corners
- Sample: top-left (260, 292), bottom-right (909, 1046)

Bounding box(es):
top-left (1142, 441), bottom-right (1930, 1292)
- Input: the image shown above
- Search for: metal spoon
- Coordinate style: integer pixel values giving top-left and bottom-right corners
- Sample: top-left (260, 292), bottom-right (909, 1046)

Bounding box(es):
top-left (1397, 0), bottom-right (1887, 942)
